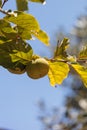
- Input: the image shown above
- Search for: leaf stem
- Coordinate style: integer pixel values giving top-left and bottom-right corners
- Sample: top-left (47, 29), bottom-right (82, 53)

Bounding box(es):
top-left (47, 58), bottom-right (87, 64)
top-left (47, 58), bottom-right (68, 63)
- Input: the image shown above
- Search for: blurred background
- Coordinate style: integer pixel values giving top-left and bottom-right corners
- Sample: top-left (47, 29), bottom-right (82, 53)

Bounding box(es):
top-left (0, 0), bottom-right (87, 130)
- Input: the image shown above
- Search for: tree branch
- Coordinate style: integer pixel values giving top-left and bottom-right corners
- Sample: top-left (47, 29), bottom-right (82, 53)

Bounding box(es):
top-left (0, 7), bottom-right (10, 15)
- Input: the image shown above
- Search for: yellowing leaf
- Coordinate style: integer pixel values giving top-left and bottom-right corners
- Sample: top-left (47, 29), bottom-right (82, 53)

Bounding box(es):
top-left (2, 27), bottom-right (18, 40)
top-left (0, 39), bottom-right (33, 68)
top-left (4, 11), bottom-right (40, 33)
top-left (0, 19), bottom-right (19, 40)
top-left (33, 30), bottom-right (50, 45)
top-left (54, 37), bottom-right (69, 59)
top-left (17, 27), bottom-right (32, 40)
top-left (0, 19), bottom-right (11, 37)
top-left (48, 61), bottom-right (70, 87)
top-left (8, 39), bottom-right (33, 65)
top-left (10, 49), bottom-right (33, 65)
top-left (71, 63), bottom-right (87, 87)
top-left (78, 46), bottom-right (87, 60)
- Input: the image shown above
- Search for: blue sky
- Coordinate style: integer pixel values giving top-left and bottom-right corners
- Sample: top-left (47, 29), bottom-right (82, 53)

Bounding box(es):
top-left (0, 0), bottom-right (87, 130)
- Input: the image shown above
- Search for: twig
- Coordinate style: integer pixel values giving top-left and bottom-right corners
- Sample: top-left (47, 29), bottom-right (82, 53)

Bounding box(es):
top-left (77, 59), bottom-right (87, 63)
top-left (0, 7), bottom-right (10, 15)
top-left (1, 0), bottom-right (8, 8)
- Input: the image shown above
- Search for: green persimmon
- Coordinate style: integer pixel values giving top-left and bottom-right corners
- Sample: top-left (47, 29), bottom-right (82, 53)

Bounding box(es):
top-left (26, 58), bottom-right (49, 79)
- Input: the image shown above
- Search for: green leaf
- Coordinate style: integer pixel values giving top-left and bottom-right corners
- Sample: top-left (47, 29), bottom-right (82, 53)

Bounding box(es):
top-left (0, 36), bottom-right (10, 44)
top-left (71, 63), bottom-right (87, 87)
top-left (0, 19), bottom-right (32, 40)
top-left (33, 29), bottom-right (50, 45)
top-left (0, 39), bottom-right (33, 68)
top-left (48, 61), bottom-right (70, 87)
top-left (54, 38), bottom-right (69, 59)
top-left (4, 12), bottom-right (49, 45)
top-left (4, 11), bottom-right (40, 33)
top-left (16, 0), bottom-right (28, 11)
top-left (78, 46), bottom-right (87, 60)
top-left (29, 0), bottom-right (46, 4)
top-left (0, 0), bottom-right (2, 6)
top-left (0, 19), bottom-right (11, 28)
top-left (17, 26), bottom-right (32, 40)
top-left (0, 19), bottom-right (11, 36)
top-left (1, 26), bottom-right (18, 40)
top-left (0, 19), bottom-right (18, 40)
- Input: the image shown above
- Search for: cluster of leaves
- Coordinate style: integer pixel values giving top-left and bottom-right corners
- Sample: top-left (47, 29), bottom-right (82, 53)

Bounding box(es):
top-left (36, 8), bottom-right (87, 130)
top-left (0, 0), bottom-right (86, 87)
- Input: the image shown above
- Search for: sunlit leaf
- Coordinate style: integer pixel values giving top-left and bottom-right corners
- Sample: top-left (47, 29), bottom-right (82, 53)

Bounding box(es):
top-left (0, 19), bottom-right (18, 40)
top-left (16, 0), bottom-right (28, 11)
top-left (71, 63), bottom-right (87, 87)
top-left (10, 48), bottom-right (33, 65)
top-left (29, 0), bottom-right (46, 4)
top-left (67, 55), bottom-right (77, 63)
top-left (17, 26), bottom-right (32, 40)
top-left (4, 12), bottom-right (49, 45)
top-left (33, 29), bottom-right (50, 45)
top-left (0, 19), bottom-right (11, 36)
top-left (0, 39), bottom-right (33, 68)
top-left (78, 46), bottom-right (87, 60)
top-left (4, 11), bottom-right (40, 34)
top-left (8, 39), bottom-right (33, 65)
top-left (54, 37), bottom-right (69, 59)
top-left (0, 19), bottom-right (10, 28)
top-left (48, 61), bottom-right (70, 87)
top-left (1, 27), bottom-right (18, 40)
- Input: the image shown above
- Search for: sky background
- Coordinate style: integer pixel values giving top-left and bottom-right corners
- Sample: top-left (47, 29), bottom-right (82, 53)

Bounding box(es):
top-left (0, 0), bottom-right (87, 130)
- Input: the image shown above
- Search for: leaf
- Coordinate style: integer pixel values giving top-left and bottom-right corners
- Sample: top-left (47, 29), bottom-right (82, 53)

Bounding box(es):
top-left (48, 61), bottom-right (70, 87)
top-left (0, 19), bottom-right (11, 36)
top-left (78, 46), bottom-right (87, 60)
top-left (0, 19), bottom-right (32, 40)
top-left (0, 19), bottom-right (11, 28)
top-left (0, 0), bottom-right (2, 7)
top-left (0, 19), bottom-right (18, 40)
top-left (4, 11), bottom-right (49, 45)
top-left (54, 38), bottom-right (69, 59)
top-left (0, 35), bottom-right (17, 46)
top-left (0, 39), bottom-right (33, 68)
top-left (1, 26), bottom-right (18, 40)
top-left (0, 36), bottom-right (10, 44)
top-left (67, 55), bottom-right (77, 63)
top-left (4, 11), bottom-right (40, 34)
top-left (16, 0), bottom-right (28, 11)
top-left (71, 63), bottom-right (87, 87)
top-left (33, 29), bottom-right (50, 45)
top-left (17, 26), bottom-right (32, 40)
top-left (29, 0), bottom-right (46, 4)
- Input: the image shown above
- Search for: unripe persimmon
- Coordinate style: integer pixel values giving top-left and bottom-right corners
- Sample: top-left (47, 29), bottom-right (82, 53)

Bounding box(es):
top-left (26, 58), bottom-right (49, 79)
top-left (8, 67), bottom-right (26, 74)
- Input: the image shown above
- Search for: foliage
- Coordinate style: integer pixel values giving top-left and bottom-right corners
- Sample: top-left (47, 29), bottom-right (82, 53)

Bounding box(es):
top-left (36, 11), bottom-right (87, 130)
top-left (48, 61), bottom-right (69, 86)
top-left (0, 0), bottom-right (86, 87)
